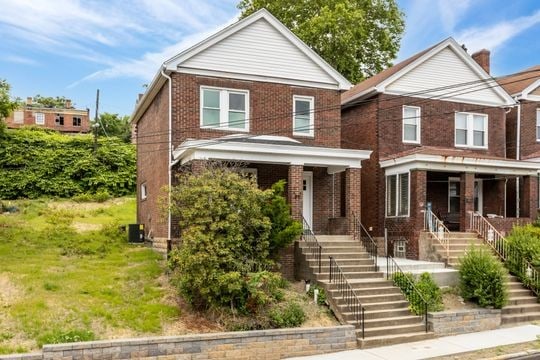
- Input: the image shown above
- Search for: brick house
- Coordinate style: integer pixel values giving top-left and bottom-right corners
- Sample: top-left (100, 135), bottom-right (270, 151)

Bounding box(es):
top-left (341, 38), bottom-right (539, 259)
top-left (131, 9), bottom-right (371, 274)
top-left (498, 66), bottom-right (540, 211)
top-left (5, 97), bottom-right (90, 133)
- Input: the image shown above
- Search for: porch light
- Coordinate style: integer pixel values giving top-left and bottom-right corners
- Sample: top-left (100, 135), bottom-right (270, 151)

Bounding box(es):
top-left (526, 265), bottom-right (533, 279)
top-left (487, 228), bottom-right (494, 243)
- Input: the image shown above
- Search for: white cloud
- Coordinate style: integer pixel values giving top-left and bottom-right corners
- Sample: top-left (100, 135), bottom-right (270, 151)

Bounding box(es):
top-left (3, 54), bottom-right (39, 66)
top-left (437, 0), bottom-right (472, 32)
top-left (456, 10), bottom-right (540, 52)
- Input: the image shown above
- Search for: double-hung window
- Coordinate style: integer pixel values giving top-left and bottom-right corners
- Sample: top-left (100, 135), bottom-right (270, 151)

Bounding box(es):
top-left (293, 95), bottom-right (314, 137)
top-left (455, 112), bottom-right (488, 148)
top-left (34, 112), bottom-right (45, 125)
top-left (402, 106), bottom-right (421, 143)
top-left (536, 109), bottom-right (540, 141)
top-left (200, 87), bottom-right (249, 131)
top-left (386, 172), bottom-right (409, 217)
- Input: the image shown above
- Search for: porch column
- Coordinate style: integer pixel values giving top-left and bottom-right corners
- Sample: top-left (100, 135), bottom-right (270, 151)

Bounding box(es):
top-left (411, 170), bottom-right (427, 232)
top-left (345, 167), bottom-right (361, 235)
top-left (190, 159), bottom-right (207, 175)
top-left (460, 173), bottom-right (475, 231)
top-left (522, 176), bottom-right (538, 218)
top-left (288, 165), bottom-right (303, 222)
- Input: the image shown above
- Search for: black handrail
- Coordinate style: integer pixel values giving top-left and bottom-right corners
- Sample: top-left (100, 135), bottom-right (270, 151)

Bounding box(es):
top-left (352, 213), bottom-right (378, 272)
top-left (329, 256), bottom-right (366, 338)
top-left (302, 218), bottom-right (322, 274)
top-left (386, 256), bottom-right (429, 333)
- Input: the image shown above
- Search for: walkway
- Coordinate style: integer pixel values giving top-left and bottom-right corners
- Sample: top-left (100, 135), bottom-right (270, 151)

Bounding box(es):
top-left (288, 324), bottom-right (540, 360)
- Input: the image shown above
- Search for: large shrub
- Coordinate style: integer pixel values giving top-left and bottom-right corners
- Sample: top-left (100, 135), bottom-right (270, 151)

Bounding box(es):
top-left (0, 127), bottom-right (135, 199)
top-left (393, 272), bottom-right (443, 314)
top-left (458, 246), bottom-right (508, 309)
top-left (168, 164), bottom-right (299, 312)
top-left (506, 225), bottom-right (540, 267)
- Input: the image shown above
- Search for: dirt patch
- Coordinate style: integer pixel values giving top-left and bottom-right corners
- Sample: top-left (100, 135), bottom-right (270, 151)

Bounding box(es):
top-left (432, 340), bottom-right (540, 359)
top-left (442, 289), bottom-right (479, 311)
top-left (73, 222), bottom-right (102, 233)
top-left (49, 198), bottom-right (127, 212)
top-left (0, 273), bottom-right (23, 307)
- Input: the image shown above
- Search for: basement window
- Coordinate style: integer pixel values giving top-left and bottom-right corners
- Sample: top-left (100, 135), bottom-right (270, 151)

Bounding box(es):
top-left (386, 172), bottom-right (409, 217)
top-left (73, 116), bottom-right (82, 127)
top-left (55, 114), bottom-right (64, 126)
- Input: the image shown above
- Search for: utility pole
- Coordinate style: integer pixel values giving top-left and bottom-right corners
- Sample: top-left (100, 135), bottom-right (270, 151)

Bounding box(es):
top-left (93, 89), bottom-right (100, 155)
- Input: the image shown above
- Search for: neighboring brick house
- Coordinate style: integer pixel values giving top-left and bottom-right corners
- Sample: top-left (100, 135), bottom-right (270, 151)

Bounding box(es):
top-left (131, 9), bottom-right (371, 274)
top-left (498, 66), bottom-right (540, 211)
top-left (5, 97), bottom-right (90, 133)
top-left (341, 38), bottom-right (539, 259)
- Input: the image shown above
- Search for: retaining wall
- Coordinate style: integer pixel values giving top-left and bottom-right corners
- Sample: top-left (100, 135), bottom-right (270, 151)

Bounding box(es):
top-left (428, 309), bottom-right (501, 336)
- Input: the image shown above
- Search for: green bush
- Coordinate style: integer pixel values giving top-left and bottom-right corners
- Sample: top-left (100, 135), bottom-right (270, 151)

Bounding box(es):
top-left (37, 329), bottom-right (95, 347)
top-left (306, 284), bottom-right (327, 306)
top-left (459, 246), bottom-right (508, 309)
top-left (269, 302), bottom-right (306, 328)
top-left (506, 225), bottom-right (540, 267)
top-left (0, 127), bottom-right (135, 199)
top-left (393, 272), bottom-right (443, 314)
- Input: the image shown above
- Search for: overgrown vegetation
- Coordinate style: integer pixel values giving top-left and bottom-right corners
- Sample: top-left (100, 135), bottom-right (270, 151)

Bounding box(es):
top-left (506, 224), bottom-right (540, 267)
top-left (0, 127), bottom-right (135, 199)
top-left (458, 246), bottom-right (508, 309)
top-left (393, 272), bottom-right (444, 314)
top-left (306, 284), bottom-right (327, 306)
top-left (168, 164), bottom-right (304, 328)
top-left (0, 79), bottom-right (18, 137)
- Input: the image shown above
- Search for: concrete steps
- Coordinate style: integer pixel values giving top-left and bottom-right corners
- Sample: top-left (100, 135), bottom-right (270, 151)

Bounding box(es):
top-left (502, 276), bottom-right (540, 325)
top-left (299, 235), bottom-right (434, 348)
top-left (427, 231), bottom-right (486, 267)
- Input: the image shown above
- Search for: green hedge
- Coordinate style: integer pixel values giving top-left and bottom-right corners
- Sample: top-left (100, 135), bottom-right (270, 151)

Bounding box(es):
top-left (0, 127), bottom-right (135, 199)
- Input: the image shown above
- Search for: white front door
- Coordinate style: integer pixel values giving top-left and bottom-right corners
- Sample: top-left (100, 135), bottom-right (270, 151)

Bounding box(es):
top-left (303, 172), bottom-right (313, 229)
top-left (474, 179), bottom-right (483, 215)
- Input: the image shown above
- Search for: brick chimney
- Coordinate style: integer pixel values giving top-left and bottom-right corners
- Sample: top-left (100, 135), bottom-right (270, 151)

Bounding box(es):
top-left (26, 96), bottom-right (33, 105)
top-left (65, 99), bottom-right (72, 108)
top-left (472, 49), bottom-right (490, 74)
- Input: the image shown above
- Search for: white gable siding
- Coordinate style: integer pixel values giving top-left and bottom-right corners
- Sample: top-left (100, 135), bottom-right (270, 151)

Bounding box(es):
top-left (385, 47), bottom-right (506, 105)
top-left (180, 18), bottom-right (336, 86)
top-left (531, 86), bottom-right (540, 96)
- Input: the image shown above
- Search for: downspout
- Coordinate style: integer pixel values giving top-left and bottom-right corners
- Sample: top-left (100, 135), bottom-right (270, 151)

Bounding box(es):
top-left (161, 67), bottom-right (173, 242)
top-left (515, 102), bottom-right (521, 217)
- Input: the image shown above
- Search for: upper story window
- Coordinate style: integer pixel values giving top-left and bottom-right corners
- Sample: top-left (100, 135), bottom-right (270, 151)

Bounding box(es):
top-left (13, 110), bottom-right (24, 123)
top-left (386, 172), bottom-right (409, 217)
top-left (200, 87), bottom-right (249, 131)
top-left (55, 114), bottom-right (64, 126)
top-left (293, 95), bottom-right (314, 137)
top-left (536, 109), bottom-right (540, 141)
top-left (73, 116), bottom-right (82, 127)
top-left (34, 112), bottom-right (45, 125)
top-left (455, 112), bottom-right (487, 148)
top-left (402, 106), bottom-right (421, 144)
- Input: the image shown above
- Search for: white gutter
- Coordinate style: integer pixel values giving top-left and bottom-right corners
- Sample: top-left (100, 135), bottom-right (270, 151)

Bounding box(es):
top-left (160, 68), bottom-right (173, 241)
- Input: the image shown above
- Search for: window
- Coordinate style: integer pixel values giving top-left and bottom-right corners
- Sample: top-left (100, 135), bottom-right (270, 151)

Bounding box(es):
top-left (200, 87), bottom-right (248, 131)
top-left (448, 178), bottom-right (461, 213)
top-left (293, 95), bottom-right (314, 137)
top-left (55, 114), bottom-right (64, 126)
top-left (140, 183), bottom-right (147, 200)
top-left (73, 116), bottom-right (82, 127)
top-left (402, 106), bottom-right (421, 143)
top-left (536, 109), bottom-right (540, 141)
top-left (34, 112), bottom-right (45, 125)
top-left (13, 110), bottom-right (24, 123)
top-left (386, 172), bottom-right (409, 217)
top-left (455, 112), bottom-right (487, 148)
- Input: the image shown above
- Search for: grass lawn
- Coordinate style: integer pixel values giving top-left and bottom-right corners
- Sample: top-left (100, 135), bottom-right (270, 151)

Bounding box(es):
top-left (0, 197), bottom-right (179, 354)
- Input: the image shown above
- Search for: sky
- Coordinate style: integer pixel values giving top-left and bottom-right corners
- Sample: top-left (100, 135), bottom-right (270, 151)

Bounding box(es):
top-left (0, 0), bottom-right (539, 117)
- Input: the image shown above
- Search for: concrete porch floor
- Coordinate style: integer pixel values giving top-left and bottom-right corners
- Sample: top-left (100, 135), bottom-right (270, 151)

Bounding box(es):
top-left (375, 257), bottom-right (458, 287)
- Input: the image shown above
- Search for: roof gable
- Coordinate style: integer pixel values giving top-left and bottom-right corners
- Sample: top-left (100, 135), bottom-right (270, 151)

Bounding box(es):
top-left (164, 9), bottom-right (351, 90)
top-left (343, 38), bottom-right (514, 107)
top-left (497, 65), bottom-right (540, 98)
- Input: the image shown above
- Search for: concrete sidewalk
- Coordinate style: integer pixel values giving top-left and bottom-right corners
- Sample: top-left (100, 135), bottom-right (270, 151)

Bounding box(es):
top-left (288, 324), bottom-right (540, 360)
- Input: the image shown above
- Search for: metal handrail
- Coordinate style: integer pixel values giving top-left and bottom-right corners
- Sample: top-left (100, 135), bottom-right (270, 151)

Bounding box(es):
top-left (301, 218), bottom-right (322, 274)
top-left (386, 256), bottom-right (429, 333)
top-left (329, 256), bottom-right (366, 338)
top-left (470, 212), bottom-right (540, 295)
top-left (352, 213), bottom-right (378, 271)
top-left (424, 209), bottom-right (451, 260)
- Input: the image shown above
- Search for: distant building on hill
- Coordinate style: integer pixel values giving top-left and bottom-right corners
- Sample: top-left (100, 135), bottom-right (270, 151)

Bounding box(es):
top-left (5, 97), bottom-right (91, 133)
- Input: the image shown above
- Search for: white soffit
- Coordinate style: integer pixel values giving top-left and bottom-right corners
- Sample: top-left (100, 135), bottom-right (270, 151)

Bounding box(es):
top-left (380, 154), bottom-right (540, 176)
top-left (164, 9), bottom-right (351, 90)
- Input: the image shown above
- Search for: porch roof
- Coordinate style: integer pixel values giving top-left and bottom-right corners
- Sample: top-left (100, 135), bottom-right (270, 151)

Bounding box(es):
top-left (380, 147), bottom-right (540, 176)
top-left (172, 135), bottom-right (372, 173)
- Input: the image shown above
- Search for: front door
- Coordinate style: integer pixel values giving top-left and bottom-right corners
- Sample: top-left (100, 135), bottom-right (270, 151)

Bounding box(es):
top-left (303, 172), bottom-right (313, 229)
top-left (474, 180), bottom-right (483, 215)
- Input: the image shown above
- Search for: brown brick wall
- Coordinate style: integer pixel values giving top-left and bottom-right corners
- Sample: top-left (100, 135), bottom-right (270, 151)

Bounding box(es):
top-left (5, 108), bottom-right (90, 133)
top-left (515, 100), bottom-right (540, 159)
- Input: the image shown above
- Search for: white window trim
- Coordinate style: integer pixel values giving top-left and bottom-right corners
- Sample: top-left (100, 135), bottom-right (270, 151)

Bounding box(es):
top-left (13, 110), bottom-right (24, 124)
top-left (200, 86), bottom-right (250, 132)
top-left (385, 171), bottom-right (410, 218)
top-left (454, 112), bottom-right (488, 149)
top-left (402, 105), bottom-right (421, 144)
top-left (536, 109), bottom-right (540, 142)
top-left (448, 176), bottom-right (460, 212)
top-left (140, 183), bottom-right (147, 200)
top-left (293, 95), bottom-right (315, 138)
top-left (34, 112), bottom-right (45, 125)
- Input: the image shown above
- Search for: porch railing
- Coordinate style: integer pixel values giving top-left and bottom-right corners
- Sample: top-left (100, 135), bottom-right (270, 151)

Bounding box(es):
top-left (424, 209), bottom-right (451, 261)
top-left (470, 212), bottom-right (540, 295)
top-left (329, 256), bottom-right (366, 338)
top-left (302, 218), bottom-right (322, 274)
top-left (386, 256), bottom-right (429, 333)
top-left (352, 213), bottom-right (378, 271)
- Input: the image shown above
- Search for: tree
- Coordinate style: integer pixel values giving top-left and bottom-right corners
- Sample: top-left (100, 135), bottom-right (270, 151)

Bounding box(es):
top-left (237, 0), bottom-right (405, 83)
top-left (95, 112), bottom-right (131, 142)
top-left (32, 95), bottom-right (71, 108)
top-left (0, 80), bottom-right (18, 137)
